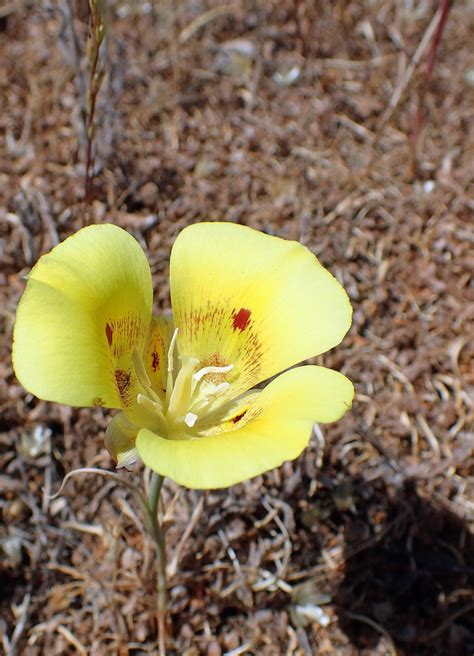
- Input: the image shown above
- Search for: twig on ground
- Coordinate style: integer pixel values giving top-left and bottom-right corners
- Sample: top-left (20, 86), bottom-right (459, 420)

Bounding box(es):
top-left (6, 591), bottom-right (31, 656)
top-left (416, 602), bottom-right (474, 643)
top-left (373, 5), bottom-right (442, 159)
top-left (59, 0), bottom-right (88, 143)
top-left (178, 3), bottom-right (239, 44)
top-left (168, 492), bottom-right (205, 577)
top-left (56, 625), bottom-right (88, 655)
top-left (34, 190), bottom-right (60, 247)
top-left (0, 1), bottom-right (24, 19)
top-left (165, 0), bottom-right (183, 88)
top-left (342, 611), bottom-right (397, 656)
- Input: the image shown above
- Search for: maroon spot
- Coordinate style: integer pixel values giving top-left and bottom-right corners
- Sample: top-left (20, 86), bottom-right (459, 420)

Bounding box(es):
top-left (232, 308), bottom-right (251, 332)
top-left (105, 323), bottom-right (114, 346)
top-left (115, 369), bottom-right (131, 399)
top-left (151, 351), bottom-right (160, 372)
top-left (232, 410), bottom-right (247, 424)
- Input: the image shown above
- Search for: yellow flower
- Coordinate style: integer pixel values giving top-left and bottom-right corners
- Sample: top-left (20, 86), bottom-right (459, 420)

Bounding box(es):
top-left (13, 223), bottom-right (353, 489)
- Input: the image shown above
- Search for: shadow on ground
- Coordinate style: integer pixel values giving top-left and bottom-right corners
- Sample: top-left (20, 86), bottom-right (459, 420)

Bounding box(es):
top-left (335, 479), bottom-right (474, 656)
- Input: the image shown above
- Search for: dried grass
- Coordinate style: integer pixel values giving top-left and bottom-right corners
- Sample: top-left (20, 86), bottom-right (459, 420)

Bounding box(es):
top-left (1, 1), bottom-right (473, 654)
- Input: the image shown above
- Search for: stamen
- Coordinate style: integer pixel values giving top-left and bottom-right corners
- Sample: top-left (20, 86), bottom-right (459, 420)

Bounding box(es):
top-left (184, 412), bottom-right (198, 428)
top-left (137, 393), bottom-right (166, 423)
top-left (193, 363), bottom-right (233, 383)
top-left (167, 328), bottom-right (179, 372)
top-left (206, 382), bottom-right (231, 397)
top-left (132, 349), bottom-right (161, 404)
top-left (166, 327), bottom-right (179, 405)
top-left (188, 382), bottom-right (231, 416)
top-left (132, 350), bottom-right (151, 388)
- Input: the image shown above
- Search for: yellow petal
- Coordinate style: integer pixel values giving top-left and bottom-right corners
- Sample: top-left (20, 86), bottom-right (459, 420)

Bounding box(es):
top-left (104, 412), bottom-right (139, 468)
top-left (13, 224), bottom-right (153, 408)
top-left (170, 222), bottom-right (352, 399)
top-left (136, 365), bottom-right (354, 489)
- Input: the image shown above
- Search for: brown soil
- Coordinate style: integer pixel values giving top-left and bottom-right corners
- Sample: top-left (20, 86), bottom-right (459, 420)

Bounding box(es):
top-left (1, 2), bottom-right (473, 655)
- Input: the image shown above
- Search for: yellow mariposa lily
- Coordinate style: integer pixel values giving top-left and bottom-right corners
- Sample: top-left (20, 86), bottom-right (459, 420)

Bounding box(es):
top-left (13, 222), bottom-right (353, 488)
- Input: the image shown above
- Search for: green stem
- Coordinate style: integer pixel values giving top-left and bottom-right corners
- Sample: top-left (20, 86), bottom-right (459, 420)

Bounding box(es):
top-left (147, 472), bottom-right (167, 656)
top-left (148, 472), bottom-right (164, 530)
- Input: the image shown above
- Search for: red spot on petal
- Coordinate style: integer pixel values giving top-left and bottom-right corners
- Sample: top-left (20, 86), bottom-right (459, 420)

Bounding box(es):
top-left (151, 351), bottom-right (160, 372)
top-left (232, 308), bottom-right (251, 332)
top-left (105, 323), bottom-right (114, 346)
top-left (232, 410), bottom-right (247, 424)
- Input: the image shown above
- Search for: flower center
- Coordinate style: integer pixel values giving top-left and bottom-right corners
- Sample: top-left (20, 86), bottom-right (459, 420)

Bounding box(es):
top-left (132, 328), bottom-right (233, 436)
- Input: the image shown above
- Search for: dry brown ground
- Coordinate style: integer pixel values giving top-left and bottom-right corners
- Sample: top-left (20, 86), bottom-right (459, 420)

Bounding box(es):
top-left (1, 1), bottom-right (473, 655)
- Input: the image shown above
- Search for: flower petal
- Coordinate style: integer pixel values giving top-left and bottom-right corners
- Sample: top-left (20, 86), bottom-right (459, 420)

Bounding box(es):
top-left (170, 222), bottom-right (352, 399)
top-left (136, 365), bottom-right (354, 489)
top-left (13, 224), bottom-right (153, 408)
top-left (104, 412), bottom-right (139, 468)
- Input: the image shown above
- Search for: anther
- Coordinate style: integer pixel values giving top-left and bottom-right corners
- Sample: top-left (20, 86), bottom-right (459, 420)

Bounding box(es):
top-left (184, 412), bottom-right (198, 428)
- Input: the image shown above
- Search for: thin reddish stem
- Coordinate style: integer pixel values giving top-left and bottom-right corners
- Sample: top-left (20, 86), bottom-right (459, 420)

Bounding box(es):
top-left (410, 0), bottom-right (452, 175)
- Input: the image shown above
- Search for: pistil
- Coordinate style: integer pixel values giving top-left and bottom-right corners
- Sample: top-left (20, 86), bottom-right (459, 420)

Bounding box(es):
top-left (166, 355), bottom-right (200, 422)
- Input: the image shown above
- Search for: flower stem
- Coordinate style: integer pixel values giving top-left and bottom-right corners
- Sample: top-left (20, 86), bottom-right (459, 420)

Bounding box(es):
top-left (148, 471), bottom-right (164, 526)
top-left (147, 472), bottom-right (167, 656)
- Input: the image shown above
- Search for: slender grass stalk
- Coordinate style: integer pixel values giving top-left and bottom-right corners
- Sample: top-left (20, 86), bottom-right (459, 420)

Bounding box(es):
top-left (84, 0), bottom-right (108, 203)
top-left (147, 472), bottom-right (167, 656)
